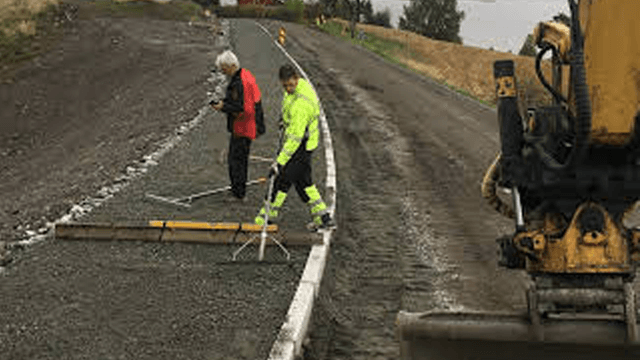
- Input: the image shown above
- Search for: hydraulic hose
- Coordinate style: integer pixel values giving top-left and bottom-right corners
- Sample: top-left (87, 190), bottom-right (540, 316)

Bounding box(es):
top-left (481, 152), bottom-right (516, 219)
top-left (568, 0), bottom-right (592, 164)
top-left (533, 0), bottom-right (591, 171)
top-left (535, 44), bottom-right (568, 105)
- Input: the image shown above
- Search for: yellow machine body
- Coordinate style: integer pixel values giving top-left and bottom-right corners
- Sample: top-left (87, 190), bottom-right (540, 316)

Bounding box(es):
top-left (515, 203), bottom-right (632, 274)
top-left (521, 0), bottom-right (640, 274)
top-left (535, 0), bottom-right (640, 145)
top-left (579, 0), bottom-right (640, 145)
top-left (397, 1), bottom-right (640, 358)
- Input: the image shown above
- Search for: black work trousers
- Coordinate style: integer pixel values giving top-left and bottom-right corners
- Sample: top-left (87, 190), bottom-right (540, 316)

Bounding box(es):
top-left (228, 135), bottom-right (252, 198)
top-left (270, 145), bottom-right (313, 203)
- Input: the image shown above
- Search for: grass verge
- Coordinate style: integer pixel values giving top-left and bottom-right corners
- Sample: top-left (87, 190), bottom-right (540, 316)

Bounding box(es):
top-left (317, 20), bottom-right (496, 108)
top-left (0, 2), bottom-right (68, 80)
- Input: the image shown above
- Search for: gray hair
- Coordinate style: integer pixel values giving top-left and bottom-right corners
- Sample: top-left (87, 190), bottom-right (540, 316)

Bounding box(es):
top-left (215, 50), bottom-right (240, 69)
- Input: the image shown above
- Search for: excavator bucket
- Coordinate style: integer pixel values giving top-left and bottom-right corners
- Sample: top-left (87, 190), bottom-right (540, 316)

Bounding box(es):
top-left (397, 310), bottom-right (640, 360)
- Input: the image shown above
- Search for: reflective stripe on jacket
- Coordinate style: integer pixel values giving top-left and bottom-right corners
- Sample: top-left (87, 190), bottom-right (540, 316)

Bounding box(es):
top-left (277, 78), bottom-right (320, 166)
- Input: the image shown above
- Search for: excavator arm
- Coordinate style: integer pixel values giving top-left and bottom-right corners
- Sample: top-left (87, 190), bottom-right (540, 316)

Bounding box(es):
top-left (396, 1), bottom-right (640, 358)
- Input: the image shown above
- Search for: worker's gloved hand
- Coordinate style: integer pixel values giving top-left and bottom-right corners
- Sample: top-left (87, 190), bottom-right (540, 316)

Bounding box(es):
top-left (278, 116), bottom-right (284, 131)
top-left (210, 99), bottom-right (223, 111)
top-left (269, 162), bottom-right (282, 178)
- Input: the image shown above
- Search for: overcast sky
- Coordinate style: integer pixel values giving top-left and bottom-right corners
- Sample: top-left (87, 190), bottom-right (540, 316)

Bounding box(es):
top-left (371, 0), bottom-right (571, 53)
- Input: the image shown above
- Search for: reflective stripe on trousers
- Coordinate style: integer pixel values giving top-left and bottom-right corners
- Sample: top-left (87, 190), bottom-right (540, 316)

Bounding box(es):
top-left (305, 185), bottom-right (328, 225)
top-left (254, 191), bottom-right (287, 225)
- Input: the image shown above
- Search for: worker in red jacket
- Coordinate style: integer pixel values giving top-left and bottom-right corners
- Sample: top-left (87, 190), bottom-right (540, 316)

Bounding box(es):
top-left (211, 50), bottom-right (266, 202)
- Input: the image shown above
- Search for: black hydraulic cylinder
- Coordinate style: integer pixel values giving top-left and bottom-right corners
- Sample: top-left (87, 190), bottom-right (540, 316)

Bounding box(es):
top-left (494, 60), bottom-right (524, 187)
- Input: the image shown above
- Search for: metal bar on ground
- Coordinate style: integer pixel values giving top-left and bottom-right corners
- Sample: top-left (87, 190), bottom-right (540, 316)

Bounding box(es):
top-left (249, 155), bottom-right (273, 163)
top-left (144, 193), bottom-right (192, 208)
top-left (178, 177), bottom-right (266, 203)
top-left (54, 222), bottom-right (321, 246)
top-left (145, 178), bottom-right (267, 207)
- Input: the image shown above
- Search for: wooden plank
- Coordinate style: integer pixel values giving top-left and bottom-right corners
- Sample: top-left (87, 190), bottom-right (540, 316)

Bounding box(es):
top-left (149, 220), bottom-right (278, 233)
top-left (240, 223), bottom-right (279, 232)
top-left (148, 220), bottom-right (240, 231)
top-left (55, 223), bottom-right (162, 242)
top-left (159, 228), bottom-right (237, 244)
top-left (55, 222), bottom-right (321, 246)
top-left (277, 230), bottom-right (323, 245)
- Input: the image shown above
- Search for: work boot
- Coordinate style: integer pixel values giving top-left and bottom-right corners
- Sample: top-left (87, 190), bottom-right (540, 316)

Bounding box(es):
top-left (306, 214), bottom-right (336, 232)
top-left (223, 191), bottom-right (246, 204)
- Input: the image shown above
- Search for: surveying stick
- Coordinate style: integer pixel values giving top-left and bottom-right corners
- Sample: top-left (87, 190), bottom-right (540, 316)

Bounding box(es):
top-left (258, 171), bottom-right (276, 261)
top-left (232, 124), bottom-right (290, 261)
top-left (258, 124), bottom-right (285, 261)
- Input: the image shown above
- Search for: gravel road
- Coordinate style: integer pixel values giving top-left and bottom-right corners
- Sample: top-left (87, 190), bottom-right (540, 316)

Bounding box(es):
top-left (254, 20), bottom-right (532, 359)
top-left (3, 14), bottom-right (638, 360)
top-left (1, 17), bottom-right (323, 360)
top-left (266, 20), bottom-right (640, 360)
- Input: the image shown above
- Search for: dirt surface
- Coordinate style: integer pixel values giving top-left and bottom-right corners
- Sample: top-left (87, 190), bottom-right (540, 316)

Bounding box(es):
top-left (257, 19), bottom-right (522, 359)
top-left (0, 17), bottom-right (320, 359)
top-left (0, 16), bottom-right (216, 243)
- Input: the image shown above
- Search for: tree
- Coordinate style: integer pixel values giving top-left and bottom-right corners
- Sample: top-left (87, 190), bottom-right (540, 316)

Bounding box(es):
top-left (361, 0), bottom-right (374, 23)
top-left (518, 34), bottom-right (536, 57)
top-left (349, 0), bottom-right (361, 38)
top-left (552, 11), bottom-right (571, 27)
top-left (320, 0), bottom-right (359, 37)
top-left (321, 0), bottom-right (386, 36)
top-left (361, 0), bottom-right (391, 28)
top-left (284, 0), bottom-right (304, 22)
top-left (398, 0), bottom-right (464, 43)
top-left (319, 0), bottom-right (343, 18)
top-left (192, 0), bottom-right (220, 8)
top-left (370, 8), bottom-right (391, 28)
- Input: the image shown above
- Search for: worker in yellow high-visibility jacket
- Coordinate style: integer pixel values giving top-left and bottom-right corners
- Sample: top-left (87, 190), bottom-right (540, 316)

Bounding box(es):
top-left (254, 64), bottom-right (336, 232)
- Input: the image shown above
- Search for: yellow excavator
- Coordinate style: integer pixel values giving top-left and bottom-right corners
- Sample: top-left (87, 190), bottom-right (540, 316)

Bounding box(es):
top-left (397, 1), bottom-right (640, 358)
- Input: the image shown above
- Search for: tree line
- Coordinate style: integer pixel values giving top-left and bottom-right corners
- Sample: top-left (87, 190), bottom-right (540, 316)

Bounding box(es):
top-left (198, 0), bottom-right (573, 56)
top-left (318, 0), bottom-right (465, 43)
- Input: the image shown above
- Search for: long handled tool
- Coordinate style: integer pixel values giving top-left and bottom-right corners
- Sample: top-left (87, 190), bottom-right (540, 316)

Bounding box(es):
top-left (145, 177), bottom-right (267, 208)
top-left (218, 149), bottom-right (274, 165)
top-left (232, 171), bottom-right (290, 261)
top-left (232, 125), bottom-right (289, 261)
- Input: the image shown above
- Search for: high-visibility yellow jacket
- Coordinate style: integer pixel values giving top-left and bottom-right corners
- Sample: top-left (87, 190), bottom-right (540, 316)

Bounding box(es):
top-left (276, 78), bottom-right (320, 166)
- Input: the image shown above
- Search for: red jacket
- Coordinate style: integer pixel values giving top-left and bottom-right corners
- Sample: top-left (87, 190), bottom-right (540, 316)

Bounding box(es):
top-left (235, 69), bottom-right (261, 140)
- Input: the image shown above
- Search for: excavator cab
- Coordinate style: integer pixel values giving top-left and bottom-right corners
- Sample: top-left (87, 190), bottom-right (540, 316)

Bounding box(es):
top-left (397, 1), bottom-right (640, 358)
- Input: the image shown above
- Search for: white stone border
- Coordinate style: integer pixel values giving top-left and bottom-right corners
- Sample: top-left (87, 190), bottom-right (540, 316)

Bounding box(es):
top-left (4, 20), bottom-right (231, 251)
top-left (255, 22), bottom-right (337, 360)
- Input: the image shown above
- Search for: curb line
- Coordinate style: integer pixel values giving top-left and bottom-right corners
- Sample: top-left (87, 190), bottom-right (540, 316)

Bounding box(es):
top-left (255, 21), bottom-right (337, 360)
